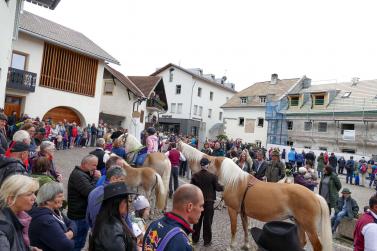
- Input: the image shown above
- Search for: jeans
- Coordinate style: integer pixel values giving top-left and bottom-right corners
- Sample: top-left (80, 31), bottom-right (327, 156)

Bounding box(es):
top-left (369, 173), bottom-right (375, 187)
top-left (346, 170), bottom-right (353, 184)
top-left (359, 173), bottom-right (366, 186)
top-left (169, 166), bottom-right (179, 195)
top-left (331, 210), bottom-right (347, 233)
top-left (72, 218), bottom-right (89, 251)
top-left (180, 161), bottom-right (187, 177)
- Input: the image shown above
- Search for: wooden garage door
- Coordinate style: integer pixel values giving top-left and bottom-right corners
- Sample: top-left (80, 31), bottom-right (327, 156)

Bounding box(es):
top-left (43, 107), bottom-right (81, 125)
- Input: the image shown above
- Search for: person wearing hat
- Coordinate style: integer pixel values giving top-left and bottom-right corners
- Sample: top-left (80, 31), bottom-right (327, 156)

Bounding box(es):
top-left (91, 182), bottom-right (137, 251)
top-left (331, 187), bottom-right (359, 234)
top-left (251, 221), bottom-right (304, 251)
top-left (0, 142), bottom-right (29, 186)
top-left (130, 195), bottom-right (150, 247)
top-left (191, 157), bottom-right (223, 246)
top-left (265, 150), bottom-right (286, 182)
top-left (0, 113), bottom-right (8, 155)
top-left (293, 167), bottom-right (318, 191)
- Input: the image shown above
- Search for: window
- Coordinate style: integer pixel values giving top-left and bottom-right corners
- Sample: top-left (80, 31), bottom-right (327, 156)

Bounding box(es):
top-left (103, 81), bottom-right (115, 95)
top-left (240, 97), bottom-right (248, 104)
top-left (219, 112), bottom-right (223, 121)
top-left (286, 141), bottom-right (294, 146)
top-left (342, 92), bottom-right (351, 98)
top-left (169, 68), bottom-right (174, 82)
top-left (255, 140), bottom-right (262, 147)
top-left (304, 121), bottom-right (312, 131)
top-left (304, 146), bottom-right (311, 149)
top-left (40, 43), bottom-right (98, 97)
top-left (287, 121), bottom-right (293, 130)
top-left (341, 124), bottom-right (355, 134)
top-left (193, 105), bottom-right (198, 115)
top-left (239, 117), bottom-right (245, 126)
top-left (176, 85), bottom-right (181, 94)
top-left (210, 91), bottom-right (214, 101)
top-left (171, 103), bottom-right (176, 113)
top-left (314, 95), bottom-right (325, 105)
top-left (198, 106), bottom-right (203, 116)
top-left (191, 126), bottom-right (198, 136)
top-left (319, 147), bottom-right (328, 151)
top-left (257, 118), bottom-right (264, 127)
top-left (259, 96), bottom-right (266, 103)
top-left (208, 109), bottom-right (212, 118)
top-left (177, 103), bottom-right (182, 114)
top-left (290, 96), bottom-right (299, 106)
top-left (341, 149), bottom-right (356, 154)
top-left (11, 52), bottom-right (27, 70)
top-left (198, 87), bottom-right (202, 97)
top-left (318, 122), bottom-right (327, 132)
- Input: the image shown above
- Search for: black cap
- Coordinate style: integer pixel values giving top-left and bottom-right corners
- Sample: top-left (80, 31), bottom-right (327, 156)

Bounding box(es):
top-left (146, 127), bottom-right (156, 135)
top-left (0, 113), bottom-right (8, 122)
top-left (200, 157), bottom-right (210, 166)
top-left (250, 221), bottom-right (304, 251)
top-left (103, 182), bottom-right (136, 201)
top-left (10, 142), bottom-right (30, 153)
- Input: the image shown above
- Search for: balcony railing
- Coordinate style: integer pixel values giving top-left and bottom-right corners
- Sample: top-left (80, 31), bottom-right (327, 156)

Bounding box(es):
top-left (6, 67), bottom-right (37, 92)
top-left (146, 98), bottom-right (166, 111)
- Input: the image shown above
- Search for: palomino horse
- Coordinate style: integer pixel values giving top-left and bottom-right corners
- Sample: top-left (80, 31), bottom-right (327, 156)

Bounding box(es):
top-left (119, 159), bottom-right (166, 210)
top-left (118, 133), bottom-right (171, 203)
top-left (177, 141), bottom-right (332, 251)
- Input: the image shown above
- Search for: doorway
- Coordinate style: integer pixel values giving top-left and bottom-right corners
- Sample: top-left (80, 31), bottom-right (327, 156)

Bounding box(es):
top-left (4, 95), bottom-right (22, 119)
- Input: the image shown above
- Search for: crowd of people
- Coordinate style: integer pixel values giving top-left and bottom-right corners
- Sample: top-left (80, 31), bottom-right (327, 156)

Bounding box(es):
top-left (0, 109), bottom-right (376, 251)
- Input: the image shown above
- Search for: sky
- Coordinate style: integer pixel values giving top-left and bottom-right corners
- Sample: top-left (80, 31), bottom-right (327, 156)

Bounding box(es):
top-left (24, 0), bottom-right (377, 91)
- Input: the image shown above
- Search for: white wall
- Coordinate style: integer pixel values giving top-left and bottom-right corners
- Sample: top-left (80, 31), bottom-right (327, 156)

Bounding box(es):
top-left (10, 32), bottom-right (104, 125)
top-left (156, 67), bottom-right (234, 138)
top-left (0, 0), bottom-right (20, 106)
top-left (223, 107), bottom-right (268, 146)
top-left (100, 77), bottom-right (146, 131)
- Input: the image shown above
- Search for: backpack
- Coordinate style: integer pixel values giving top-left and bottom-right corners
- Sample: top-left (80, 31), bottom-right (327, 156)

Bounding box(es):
top-left (360, 163), bottom-right (367, 174)
top-left (0, 159), bottom-right (24, 186)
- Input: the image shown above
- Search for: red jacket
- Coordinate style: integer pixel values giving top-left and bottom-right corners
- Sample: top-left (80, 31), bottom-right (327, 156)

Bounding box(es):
top-left (354, 212), bottom-right (377, 251)
top-left (168, 149), bottom-right (181, 167)
top-left (71, 127), bottom-right (78, 137)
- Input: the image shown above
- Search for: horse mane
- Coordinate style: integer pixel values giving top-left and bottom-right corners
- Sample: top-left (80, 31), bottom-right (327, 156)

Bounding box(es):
top-left (219, 157), bottom-right (248, 189)
top-left (178, 141), bottom-right (204, 163)
top-left (122, 133), bottom-right (142, 150)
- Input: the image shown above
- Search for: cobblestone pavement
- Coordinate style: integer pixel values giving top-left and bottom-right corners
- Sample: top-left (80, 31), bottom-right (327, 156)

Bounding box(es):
top-left (55, 148), bottom-right (375, 251)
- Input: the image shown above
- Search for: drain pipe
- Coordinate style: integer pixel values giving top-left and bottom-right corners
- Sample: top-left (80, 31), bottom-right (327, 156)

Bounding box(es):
top-left (189, 80), bottom-right (197, 119)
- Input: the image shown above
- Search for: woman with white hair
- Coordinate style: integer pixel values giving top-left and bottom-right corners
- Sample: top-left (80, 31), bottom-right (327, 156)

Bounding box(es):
top-left (0, 175), bottom-right (40, 251)
top-left (29, 182), bottom-right (76, 251)
top-left (293, 167), bottom-right (318, 191)
top-left (30, 141), bottom-right (62, 182)
top-left (4, 130), bottom-right (31, 158)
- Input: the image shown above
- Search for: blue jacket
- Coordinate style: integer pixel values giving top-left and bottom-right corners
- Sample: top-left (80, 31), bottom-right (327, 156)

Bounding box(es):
top-left (143, 212), bottom-right (192, 251)
top-left (112, 147), bottom-right (127, 159)
top-left (29, 207), bottom-right (76, 251)
top-left (288, 150), bottom-right (297, 161)
top-left (296, 153), bottom-right (304, 163)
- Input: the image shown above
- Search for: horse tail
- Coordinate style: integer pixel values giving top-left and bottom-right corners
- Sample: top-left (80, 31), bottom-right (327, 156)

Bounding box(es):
top-left (316, 194), bottom-right (333, 251)
top-left (161, 157), bottom-right (171, 194)
top-left (154, 173), bottom-right (166, 210)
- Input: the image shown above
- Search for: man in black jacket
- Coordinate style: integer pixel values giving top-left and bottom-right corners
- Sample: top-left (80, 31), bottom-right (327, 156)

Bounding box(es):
top-left (191, 157), bottom-right (223, 246)
top-left (251, 150), bottom-right (268, 180)
top-left (0, 142), bottom-right (29, 186)
top-left (89, 138), bottom-right (108, 175)
top-left (68, 154), bottom-right (100, 251)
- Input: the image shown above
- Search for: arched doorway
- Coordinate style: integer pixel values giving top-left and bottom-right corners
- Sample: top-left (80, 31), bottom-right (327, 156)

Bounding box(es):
top-left (43, 106), bottom-right (82, 125)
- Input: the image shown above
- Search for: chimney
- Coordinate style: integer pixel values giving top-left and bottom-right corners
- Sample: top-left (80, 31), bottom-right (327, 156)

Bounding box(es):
top-left (271, 73), bottom-right (278, 85)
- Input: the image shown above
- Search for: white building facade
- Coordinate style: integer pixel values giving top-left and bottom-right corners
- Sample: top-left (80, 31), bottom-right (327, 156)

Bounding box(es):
top-left (151, 63), bottom-right (236, 142)
top-left (222, 74), bottom-right (304, 147)
top-left (3, 11), bottom-right (119, 126)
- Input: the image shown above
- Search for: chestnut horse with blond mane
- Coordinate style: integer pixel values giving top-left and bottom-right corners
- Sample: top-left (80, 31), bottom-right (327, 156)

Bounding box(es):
top-left (118, 133), bottom-right (171, 204)
top-left (177, 140), bottom-right (332, 251)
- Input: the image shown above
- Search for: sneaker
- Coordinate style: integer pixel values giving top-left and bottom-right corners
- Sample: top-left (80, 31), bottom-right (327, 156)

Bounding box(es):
top-left (203, 242), bottom-right (212, 247)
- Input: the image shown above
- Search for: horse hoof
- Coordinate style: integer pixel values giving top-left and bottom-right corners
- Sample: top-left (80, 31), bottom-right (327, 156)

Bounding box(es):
top-left (241, 244), bottom-right (250, 250)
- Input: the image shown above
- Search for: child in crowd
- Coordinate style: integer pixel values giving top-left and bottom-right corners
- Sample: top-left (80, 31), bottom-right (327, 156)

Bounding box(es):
top-left (130, 196), bottom-right (150, 247)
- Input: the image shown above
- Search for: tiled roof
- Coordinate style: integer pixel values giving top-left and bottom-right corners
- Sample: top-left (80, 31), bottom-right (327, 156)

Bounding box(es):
top-left (25, 0), bottom-right (61, 10)
top-left (284, 80), bottom-right (377, 114)
top-left (128, 76), bottom-right (162, 98)
top-left (104, 65), bottom-right (145, 98)
top-left (150, 63), bottom-right (237, 93)
top-left (19, 11), bottom-right (119, 64)
top-left (222, 78), bottom-right (300, 108)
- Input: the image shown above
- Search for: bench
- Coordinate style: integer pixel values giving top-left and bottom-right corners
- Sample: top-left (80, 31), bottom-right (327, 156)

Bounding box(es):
top-left (337, 218), bottom-right (357, 240)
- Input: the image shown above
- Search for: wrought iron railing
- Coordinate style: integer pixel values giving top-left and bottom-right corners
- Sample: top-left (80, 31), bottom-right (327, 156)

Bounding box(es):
top-left (6, 67), bottom-right (37, 92)
top-left (146, 98), bottom-right (166, 110)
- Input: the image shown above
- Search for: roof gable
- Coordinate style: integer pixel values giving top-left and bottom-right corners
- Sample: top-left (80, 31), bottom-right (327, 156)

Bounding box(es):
top-left (151, 63), bottom-right (237, 93)
top-left (19, 11), bottom-right (119, 65)
top-left (222, 78), bottom-right (300, 108)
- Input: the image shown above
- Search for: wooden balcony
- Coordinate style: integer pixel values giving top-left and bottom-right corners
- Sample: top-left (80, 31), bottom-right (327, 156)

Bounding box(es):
top-left (146, 98), bottom-right (166, 111)
top-left (6, 67), bottom-right (37, 92)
